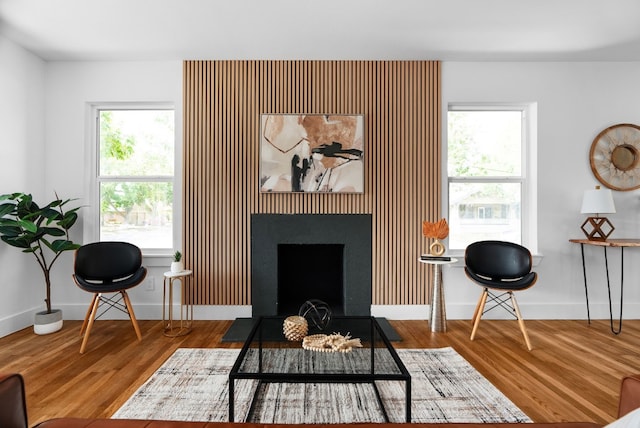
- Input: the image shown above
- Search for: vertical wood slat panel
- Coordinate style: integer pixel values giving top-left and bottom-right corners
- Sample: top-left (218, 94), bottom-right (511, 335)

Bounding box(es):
top-left (183, 60), bottom-right (440, 307)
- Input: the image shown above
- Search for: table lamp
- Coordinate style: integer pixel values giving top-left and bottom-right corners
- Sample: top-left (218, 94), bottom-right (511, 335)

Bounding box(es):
top-left (580, 186), bottom-right (616, 241)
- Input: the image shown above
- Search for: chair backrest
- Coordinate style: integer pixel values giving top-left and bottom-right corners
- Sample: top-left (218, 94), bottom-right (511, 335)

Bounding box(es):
top-left (74, 241), bottom-right (143, 282)
top-left (465, 240), bottom-right (532, 280)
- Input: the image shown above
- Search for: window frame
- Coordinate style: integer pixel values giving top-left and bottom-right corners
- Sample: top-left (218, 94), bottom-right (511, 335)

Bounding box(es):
top-left (445, 103), bottom-right (538, 255)
top-left (84, 102), bottom-right (178, 258)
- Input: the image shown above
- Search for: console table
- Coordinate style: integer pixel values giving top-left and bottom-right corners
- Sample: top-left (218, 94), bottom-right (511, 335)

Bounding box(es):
top-left (569, 239), bottom-right (640, 334)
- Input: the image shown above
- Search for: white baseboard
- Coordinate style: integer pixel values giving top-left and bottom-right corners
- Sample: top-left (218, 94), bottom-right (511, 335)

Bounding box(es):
top-left (38, 302), bottom-right (640, 320)
top-left (0, 307), bottom-right (38, 337)
top-left (2, 302), bottom-right (637, 339)
top-left (49, 304), bottom-right (253, 321)
top-left (372, 303), bottom-right (640, 321)
top-left (371, 305), bottom-right (430, 319)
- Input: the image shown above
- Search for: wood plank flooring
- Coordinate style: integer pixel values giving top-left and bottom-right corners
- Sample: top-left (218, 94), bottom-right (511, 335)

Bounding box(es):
top-left (1, 318), bottom-right (639, 426)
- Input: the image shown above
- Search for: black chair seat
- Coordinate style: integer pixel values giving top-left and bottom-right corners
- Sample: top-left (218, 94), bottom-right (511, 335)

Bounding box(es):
top-left (464, 268), bottom-right (537, 290)
top-left (74, 267), bottom-right (146, 293)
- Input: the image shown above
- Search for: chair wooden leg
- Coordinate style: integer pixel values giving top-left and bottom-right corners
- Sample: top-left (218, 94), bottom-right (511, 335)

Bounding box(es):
top-left (471, 289), bottom-right (485, 326)
top-left (122, 291), bottom-right (142, 341)
top-left (510, 292), bottom-right (532, 351)
top-left (470, 289), bottom-right (488, 341)
top-left (80, 294), bottom-right (99, 336)
top-left (80, 293), bottom-right (101, 354)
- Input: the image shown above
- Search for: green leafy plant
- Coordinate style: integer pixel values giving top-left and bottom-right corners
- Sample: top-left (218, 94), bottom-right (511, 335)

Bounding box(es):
top-left (173, 250), bottom-right (182, 262)
top-left (0, 192), bottom-right (81, 314)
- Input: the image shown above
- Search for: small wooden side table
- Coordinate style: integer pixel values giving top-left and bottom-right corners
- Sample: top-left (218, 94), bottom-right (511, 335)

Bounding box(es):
top-left (419, 257), bottom-right (458, 333)
top-left (162, 270), bottom-right (194, 337)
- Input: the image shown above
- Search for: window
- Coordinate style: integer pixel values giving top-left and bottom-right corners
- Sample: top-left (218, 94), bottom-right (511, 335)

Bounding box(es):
top-left (447, 104), bottom-right (536, 251)
top-left (89, 106), bottom-right (175, 253)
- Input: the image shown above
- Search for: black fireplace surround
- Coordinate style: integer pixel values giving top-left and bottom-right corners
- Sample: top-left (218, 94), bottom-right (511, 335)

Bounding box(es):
top-left (251, 213), bottom-right (372, 317)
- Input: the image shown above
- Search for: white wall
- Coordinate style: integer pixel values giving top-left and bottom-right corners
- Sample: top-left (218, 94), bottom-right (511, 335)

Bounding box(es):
top-left (438, 62), bottom-right (640, 321)
top-left (43, 61), bottom-right (185, 322)
top-left (0, 35), bottom-right (48, 336)
top-left (3, 57), bottom-right (640, 336)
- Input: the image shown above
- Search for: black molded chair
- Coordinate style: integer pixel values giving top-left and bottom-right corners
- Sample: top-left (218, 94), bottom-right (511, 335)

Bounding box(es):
top-left (72, 241), bottom-right (147, 353)
top-left (464, 240), bottom-right (537, 351)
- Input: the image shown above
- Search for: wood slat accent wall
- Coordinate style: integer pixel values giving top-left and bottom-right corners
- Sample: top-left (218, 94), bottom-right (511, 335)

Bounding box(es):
top-left (183, 60), bottom-right (441, 307)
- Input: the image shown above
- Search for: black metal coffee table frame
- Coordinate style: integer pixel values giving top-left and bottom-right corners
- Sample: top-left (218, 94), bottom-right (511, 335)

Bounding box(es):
top-left (228, 316), bottom-right (411, 423)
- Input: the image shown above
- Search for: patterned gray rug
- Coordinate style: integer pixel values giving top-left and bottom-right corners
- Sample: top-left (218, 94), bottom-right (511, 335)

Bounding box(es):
top-left (113, 347), bottom-right (530, 424)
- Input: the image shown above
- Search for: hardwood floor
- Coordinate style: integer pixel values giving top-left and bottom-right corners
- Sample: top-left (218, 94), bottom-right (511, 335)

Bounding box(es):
top-left (1, 318), bottom-right (639, 426)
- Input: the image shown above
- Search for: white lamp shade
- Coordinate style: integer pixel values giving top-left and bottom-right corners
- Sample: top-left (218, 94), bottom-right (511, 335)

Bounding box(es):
top-left (581, 188), bottom-right (616, 214)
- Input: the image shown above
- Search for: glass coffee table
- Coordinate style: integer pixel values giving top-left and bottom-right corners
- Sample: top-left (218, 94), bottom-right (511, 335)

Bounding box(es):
top-left (228, 316), bottom-right (411, 423)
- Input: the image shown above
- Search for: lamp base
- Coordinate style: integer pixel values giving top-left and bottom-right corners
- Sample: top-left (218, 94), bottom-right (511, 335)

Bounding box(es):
top-left (581, 216), bottom-right (615, 241)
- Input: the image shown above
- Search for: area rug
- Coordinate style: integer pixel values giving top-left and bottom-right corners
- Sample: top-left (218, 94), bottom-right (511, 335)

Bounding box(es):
top-left (112, 347), bottom-right (530, 424)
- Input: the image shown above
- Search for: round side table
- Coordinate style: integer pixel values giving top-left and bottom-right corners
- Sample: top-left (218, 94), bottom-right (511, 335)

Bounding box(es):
top-left (162, 269), bottom-right (194, 337)
top-left (418, 257), bottom-right (458, 333)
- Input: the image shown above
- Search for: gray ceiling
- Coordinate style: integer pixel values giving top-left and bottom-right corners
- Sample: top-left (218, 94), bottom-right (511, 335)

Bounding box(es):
top-left (2, 0), bottom-right (640, 62)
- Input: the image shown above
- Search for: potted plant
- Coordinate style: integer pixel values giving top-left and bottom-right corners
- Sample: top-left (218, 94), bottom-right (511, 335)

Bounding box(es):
top-left (0, 192), bottom-right (81, 334)
top-left (171, 250), bottom-right (183, 273)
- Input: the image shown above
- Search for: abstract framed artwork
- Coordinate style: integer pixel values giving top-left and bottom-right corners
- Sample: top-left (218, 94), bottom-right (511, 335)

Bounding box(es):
top-left (260, 114), bottom-right (364, 193)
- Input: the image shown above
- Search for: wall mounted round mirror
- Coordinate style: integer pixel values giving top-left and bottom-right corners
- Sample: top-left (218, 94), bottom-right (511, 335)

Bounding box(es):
top-left (589, 123), bottom-right (640, 191)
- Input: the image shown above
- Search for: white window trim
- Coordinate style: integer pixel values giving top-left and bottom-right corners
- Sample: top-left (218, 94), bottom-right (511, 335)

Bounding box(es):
top-left (84, 102), bottom-right (180, 261)
top-left (444, 102), bottom-right (538, 256)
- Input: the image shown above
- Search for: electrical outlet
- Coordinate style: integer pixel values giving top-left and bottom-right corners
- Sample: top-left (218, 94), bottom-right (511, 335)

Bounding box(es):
top-left (145, 277), bottom-right (155, 291)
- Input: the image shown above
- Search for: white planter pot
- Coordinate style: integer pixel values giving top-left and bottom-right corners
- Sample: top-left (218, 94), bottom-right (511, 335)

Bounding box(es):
top-left (34, 309), bottom-right (63, 335)
top-left (171, 261), bottom-right (184, 273)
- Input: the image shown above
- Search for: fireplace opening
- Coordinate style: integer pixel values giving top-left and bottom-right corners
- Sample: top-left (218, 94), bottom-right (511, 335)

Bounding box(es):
top-left (277, 244), bottom-right (344, 316)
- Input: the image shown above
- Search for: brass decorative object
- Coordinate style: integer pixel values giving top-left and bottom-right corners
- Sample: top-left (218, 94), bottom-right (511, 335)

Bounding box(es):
top-left (422, 218), bottom-right (449, 256)
top-left (283, 315), bottom-right (308, 341)
top-left (429, 239), bottom-right (446, 256)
